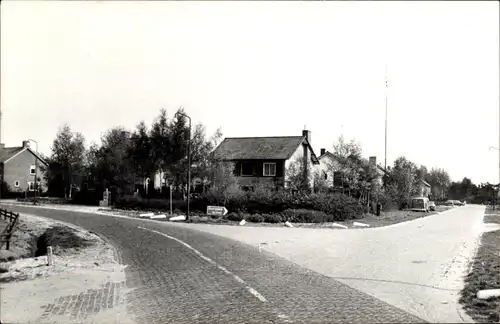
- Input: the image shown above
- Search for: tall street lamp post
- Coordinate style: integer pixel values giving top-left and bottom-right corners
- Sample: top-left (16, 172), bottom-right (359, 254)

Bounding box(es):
top-left (175, 111), bottom-right (191, 221)
top-left (27, 139), bottom-right (39, 205)
top-left (489, 146), bottom-right (500, 208)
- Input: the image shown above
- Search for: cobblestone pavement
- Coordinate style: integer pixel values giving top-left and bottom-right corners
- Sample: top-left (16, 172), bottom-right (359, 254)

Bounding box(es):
top-left (38, 281), bottom-right (127, 322)
top-left (5, 205), bottom-right (426, 323)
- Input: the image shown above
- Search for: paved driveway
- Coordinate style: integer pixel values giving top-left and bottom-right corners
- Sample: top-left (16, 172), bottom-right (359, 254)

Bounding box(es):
top-left (162, 205), bottom-right (485, 323)
top-left (2, 204), bottom-right (424, 324)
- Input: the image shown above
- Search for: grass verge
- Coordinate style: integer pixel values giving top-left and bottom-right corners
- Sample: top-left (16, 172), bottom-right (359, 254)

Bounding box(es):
top-left (459, 228), bottom-right (500, 323)
top-left (484, 206), bottom-right (500, 225)
top-left (99, 206), bottom-right (453, 229)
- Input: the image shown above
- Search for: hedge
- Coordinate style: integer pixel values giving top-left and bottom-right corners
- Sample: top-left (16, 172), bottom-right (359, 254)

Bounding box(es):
top-left (114, 188), bottom-right (364, 222)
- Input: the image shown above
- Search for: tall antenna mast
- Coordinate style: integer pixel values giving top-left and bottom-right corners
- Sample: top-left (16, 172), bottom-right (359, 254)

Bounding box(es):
top-left (384, 63), bottom-right (388, 171)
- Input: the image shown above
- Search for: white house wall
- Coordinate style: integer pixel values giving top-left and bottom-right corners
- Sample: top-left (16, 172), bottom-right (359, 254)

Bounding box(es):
top-left (314, 155), bottom-right (340, 187)
top-left (284, 145), bottom-right (303, 188)
top-left (284, 143), bottom-right (315, 189)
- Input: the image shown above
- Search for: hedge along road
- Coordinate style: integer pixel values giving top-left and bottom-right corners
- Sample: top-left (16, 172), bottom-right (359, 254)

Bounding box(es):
top-left (4, 205), bottom-right (424, 324)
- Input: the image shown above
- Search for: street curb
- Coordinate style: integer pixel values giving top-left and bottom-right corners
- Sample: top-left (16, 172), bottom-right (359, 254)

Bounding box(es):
top-left (368, 207), bottom-right (462, 231)
top-left (0, 201), bottom-right (476, 232)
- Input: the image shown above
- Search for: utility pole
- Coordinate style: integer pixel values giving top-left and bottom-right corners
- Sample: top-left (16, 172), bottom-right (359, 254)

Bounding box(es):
top-left (489, 146), bottom-right (500, 204)
top-left (384, 63), bottom-right (388, 171)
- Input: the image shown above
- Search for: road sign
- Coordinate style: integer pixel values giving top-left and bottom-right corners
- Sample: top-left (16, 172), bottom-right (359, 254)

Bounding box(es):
top-left (207, 206), bottom-right (228, 216)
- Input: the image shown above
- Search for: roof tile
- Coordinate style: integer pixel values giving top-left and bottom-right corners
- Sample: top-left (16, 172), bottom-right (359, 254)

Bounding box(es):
top-left (0, 147), bottom-right (24, 163)
top-left (213, 136), bottom-right (305, 160)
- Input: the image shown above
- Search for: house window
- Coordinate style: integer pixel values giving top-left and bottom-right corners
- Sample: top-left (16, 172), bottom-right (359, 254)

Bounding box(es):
top-left (323, 171), bottom-right (328, 180)
top-left (30, 165), bottom-right (36, 175)
top-left (241, 163), bottom-right (253, 176)
top-left (28, 181), bottom-right (35, 191)
top-left (263, 163), bottom-right (276, 177)
top-left (14, 181), bottom-right (20, 188)
top-left (333, 171), bottom-right (343, 186)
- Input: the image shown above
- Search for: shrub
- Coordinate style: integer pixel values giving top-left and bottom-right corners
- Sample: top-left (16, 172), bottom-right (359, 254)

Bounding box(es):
top-left (246, 214), bottom-right (265, 223)
top-left (197, 188), bottom-right (364, 221)
top-left (263, 214), bottom-right (283, 223)
top-left (114, 196), bottom-right (209, 213)
top-left (377, 192), bottom-right (399, 211)
top-left (281, 209), bottom-right (333, 223)
top-left (226, 212), bottom-right (243, 222)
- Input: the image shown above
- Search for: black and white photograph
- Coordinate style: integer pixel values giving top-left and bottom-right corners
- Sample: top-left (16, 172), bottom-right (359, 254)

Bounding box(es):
top-left (0, 1), bottom-right (499, 323)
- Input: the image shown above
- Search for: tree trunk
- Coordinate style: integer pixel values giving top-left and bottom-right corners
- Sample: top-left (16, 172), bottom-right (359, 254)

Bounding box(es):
top-left (62, 168), bottom-right (68, 200)
top-left (68, 164), bottom-right (73, 199)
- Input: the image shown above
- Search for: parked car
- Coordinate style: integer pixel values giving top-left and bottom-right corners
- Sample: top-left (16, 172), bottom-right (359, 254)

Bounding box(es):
top-left (411, 197), bottom-right (430, 212)
top-left (453, 200), bottom-right (465, 206)
top-left (429, 201), bottom-right (436, 211)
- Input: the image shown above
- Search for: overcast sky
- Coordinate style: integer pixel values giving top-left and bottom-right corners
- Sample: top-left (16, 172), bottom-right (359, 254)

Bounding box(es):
top-left (1, 1), bottom-right (498, 183)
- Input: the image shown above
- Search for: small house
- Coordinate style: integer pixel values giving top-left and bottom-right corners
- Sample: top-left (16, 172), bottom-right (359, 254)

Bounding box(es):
top-left (212, 130), bottom-right (320, 191)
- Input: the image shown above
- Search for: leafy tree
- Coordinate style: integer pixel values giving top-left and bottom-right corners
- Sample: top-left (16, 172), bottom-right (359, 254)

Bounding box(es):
top-left (128, 121), bottom-right (155, 181)
top-left (40, 156), bottom-right (65, 197)
top-left (331, 135), bottom-right (363, 196)
top-left (357, 159), bottom-right (381, 205)
top-left (167, 108), bottom-right (190, 194)
top-left (313, 171), bottom-right (329, 193)
top-left (150, 109), bottom-right (172, 190)
top-left (427, 168), bottom-right (451, 200)
top-left (285, 155), bottom-right (312, 192)
top-left (210, 161), bottom-right (238, 191)
top-left (50, 124), bottom-right (86, 199)
top-left (92, 127), bottom-right (135, 197)
top-left (385, 156), bottom-right (419, 208)
top-left (191, 126), bottom-right (224, 191)
top-left (448, 177), bottom-right (478, 202)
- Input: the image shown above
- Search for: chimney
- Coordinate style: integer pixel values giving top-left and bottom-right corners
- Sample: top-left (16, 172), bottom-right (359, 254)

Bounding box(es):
top-left (369, 156), bottom-right (377, 166)
top-left (320, 148), bottom-right (326, 156)
top-left (22, 140), bottom-right (30, 148)
top-left (302, 130), bottom-right (311, 144)
top-left (302, 130), bottom-right (312, 191)
top-left (0, 143), bottom-right (4, 150)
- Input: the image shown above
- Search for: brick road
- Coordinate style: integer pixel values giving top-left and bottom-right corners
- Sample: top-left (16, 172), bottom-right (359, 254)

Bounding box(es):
top-left (38, 281), bottom-right (127, 322)
top-left (6, 205), bottom-right (426, 323)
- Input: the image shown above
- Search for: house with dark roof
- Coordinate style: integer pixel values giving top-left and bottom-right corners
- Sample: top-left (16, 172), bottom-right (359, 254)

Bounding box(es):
top-left (417, 179), bottom-right (431, 198)
top-left (212, 130), bottom-right (319, 191)
top-left (315, 148), bottom-right (387, 188)
top-left (0, 141), bottom-right (48, 196)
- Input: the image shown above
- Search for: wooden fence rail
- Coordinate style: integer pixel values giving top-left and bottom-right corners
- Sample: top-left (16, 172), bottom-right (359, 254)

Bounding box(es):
top-left (0, 209), bottom-right (20, 250)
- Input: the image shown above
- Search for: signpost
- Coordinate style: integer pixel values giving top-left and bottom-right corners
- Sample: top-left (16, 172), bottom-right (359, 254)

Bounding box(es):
top-left (207, 206), bottom-right (228, 216)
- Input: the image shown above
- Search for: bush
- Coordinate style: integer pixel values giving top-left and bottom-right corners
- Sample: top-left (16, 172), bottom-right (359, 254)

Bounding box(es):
top-left (71, 189), bottom-right (101, 206)
top-left (263, 214), bottom-right (283, 223)
top-left (246, 214), bottom-right (265, 223)
top-left (226, 212), bottom-right (243, 222)
top-left (115, 187), bottom-right (364, 221)
top-left (114, 196), bottom-right (209, 213)
top-left (281, 209), bottom-right (334, 223)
